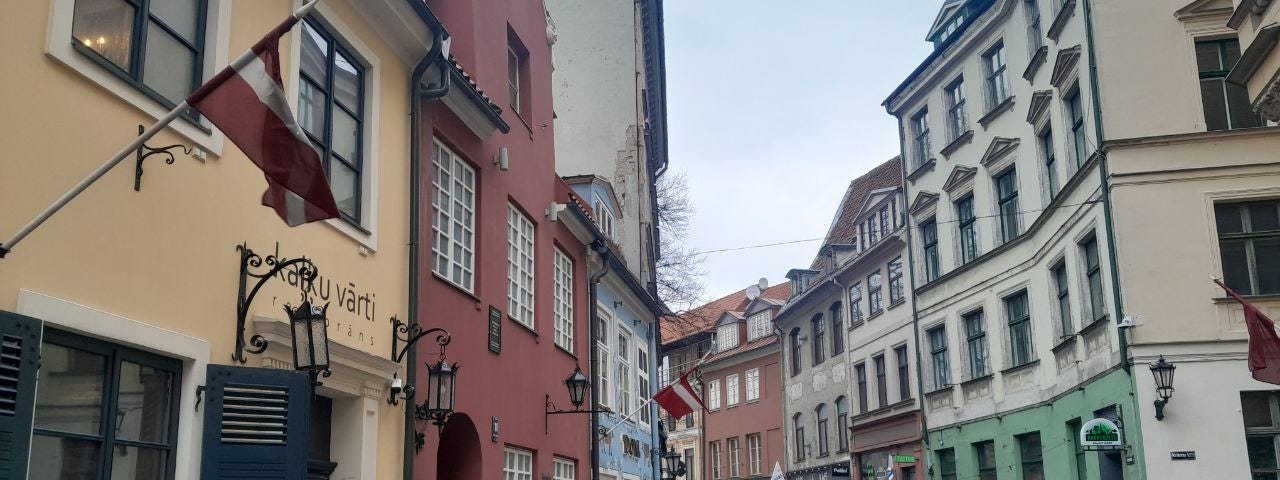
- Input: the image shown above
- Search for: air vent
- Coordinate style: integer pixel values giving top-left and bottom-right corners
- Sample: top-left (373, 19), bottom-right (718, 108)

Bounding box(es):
top-left (0, 335), bottom-right (22, 417)
top-left (220, 385), bottom-right (289, 444)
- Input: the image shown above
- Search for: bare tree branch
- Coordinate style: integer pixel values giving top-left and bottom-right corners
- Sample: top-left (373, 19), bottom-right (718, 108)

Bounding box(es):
top-left (655, 171), bottom-right (706, 313)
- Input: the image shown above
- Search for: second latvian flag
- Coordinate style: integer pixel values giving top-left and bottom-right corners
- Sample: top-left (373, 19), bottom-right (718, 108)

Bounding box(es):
top-left (186, 16), bottom-right (341, 227)
top-left (653, 370), bottom-right (708, 419)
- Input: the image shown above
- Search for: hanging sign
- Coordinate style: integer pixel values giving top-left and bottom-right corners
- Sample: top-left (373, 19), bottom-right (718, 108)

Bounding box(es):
top-left (892, 455), bottom-right (917, 464)
top-left (488, 306), bottom-right (502, 354)
top-left (1080, 418), bottom-right (1122, 449)
top-left (831, 464), bottom-right (850, 477)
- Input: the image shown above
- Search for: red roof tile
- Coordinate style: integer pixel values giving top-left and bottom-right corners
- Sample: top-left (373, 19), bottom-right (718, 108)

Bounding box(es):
top-left (809, 156), bottom-right (903, 269)
top-left (448, 55), bottom-right (503, 116)
top-left (660, 282), bottom-right (791, 344)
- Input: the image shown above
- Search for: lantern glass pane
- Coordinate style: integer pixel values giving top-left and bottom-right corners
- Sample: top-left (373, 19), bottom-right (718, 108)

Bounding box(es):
top-left (432, 364), bottom-right (454, 412)
top-left (310, 317), bottom-right (329, 367)
top-left (292, 318), bottom-right (313, 369)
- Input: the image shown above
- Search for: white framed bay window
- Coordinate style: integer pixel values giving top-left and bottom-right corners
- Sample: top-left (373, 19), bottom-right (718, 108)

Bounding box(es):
top-left (508, 204), bottom-right (535, 328)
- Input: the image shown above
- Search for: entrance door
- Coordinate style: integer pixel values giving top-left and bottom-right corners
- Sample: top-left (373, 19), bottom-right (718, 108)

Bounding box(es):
top-left (1094, 406), bottom-right (1124, 480)
top-left (437, 414), bottom-right (482, 479)
top-left (308, 395), bottom-right (336, 479)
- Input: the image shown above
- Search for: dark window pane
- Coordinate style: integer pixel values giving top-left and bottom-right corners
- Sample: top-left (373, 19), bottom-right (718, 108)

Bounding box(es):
top-left (1227, 40), bottom-right (1243, 67)
top-left (35, 343), bottom-right (106, 435)
top-left (1254, 473), bottom-right (1278, 480)
top-left (1221, 239), bottom-right (1252, 293)
top-left (1255, 237), bottom-right (1280, 295)
top-left (330, 160), bottom-right (359, 219)
top-left (301, 23), bottom-right (329, 84)
top-left (29, 435), bottom-right (103, 479)
top-left (1228, 83), bottom-right (1263, 129)
top-left (73, 0), bottom-right (136, 70)
top-left (1196, 42), bottom-right (1222, 72)
top-left (149, 0), bottom-right (199, 42)
top-left (143, 23), bottom-right (196, 102)
top-left (1243, 392), bottom-right (1273, 428)
top-left (1218, 203), bottom-right (1245, 234)
top-left (1251, 202), bottom-right (1280, 232)
top-left (110, 445), bottom-right (170, 480)
top-left (1202, 78), bottom-right (1229, 131)
top-left (334, 52), bottom-right (361, 111)
top-left (332, 107), bottom-right (360, 162)
top-left (115, 361), bottom-right (175, 444)
top-left (1248, 436), bottom-right (1278, 469)
top-left (299, 79), bottom-right (327, 139)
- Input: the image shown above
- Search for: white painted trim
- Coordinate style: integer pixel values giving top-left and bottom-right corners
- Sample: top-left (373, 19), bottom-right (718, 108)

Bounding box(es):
top-left (287, 1), bottom-right (383, 251)
top-left (17, 289), bottom-right (211, 480)
top-left (45, 0), bottom-right (231, 156)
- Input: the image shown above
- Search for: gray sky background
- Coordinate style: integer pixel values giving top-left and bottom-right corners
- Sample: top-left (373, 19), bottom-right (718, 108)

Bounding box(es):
top-left (665, 1), bottom-right (941, 304)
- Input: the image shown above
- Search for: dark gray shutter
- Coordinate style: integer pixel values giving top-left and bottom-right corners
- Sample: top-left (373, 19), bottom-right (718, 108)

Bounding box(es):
top-left (202, 364), bottom-right (312, 480)
top-left (0, 310), bottom-right (41, 479)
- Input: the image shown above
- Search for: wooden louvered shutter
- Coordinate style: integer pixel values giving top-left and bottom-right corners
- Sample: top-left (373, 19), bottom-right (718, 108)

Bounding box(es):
top-left (201, 364), bottom-right (312, 480)
top-left (0, 311), bottom-right (41, 479)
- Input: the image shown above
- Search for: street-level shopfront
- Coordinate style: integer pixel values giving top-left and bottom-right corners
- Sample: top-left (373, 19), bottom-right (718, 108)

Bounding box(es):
top-left (850, 410), bottom-right (921, 480)
top-left (786, 460), bottom-right (852, 480)
top-left (926, 369), bottom-right (1144, 480)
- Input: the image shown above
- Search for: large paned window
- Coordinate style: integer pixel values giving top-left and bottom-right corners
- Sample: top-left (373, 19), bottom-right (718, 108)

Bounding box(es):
top-left (830, 304), bottom-right (845, 354)
top-left (850, 283), bottom-right (865, 325)
top-left (789, 329), bottom-right (802, 377)
top-left (728, 437), bottom-right (741, 477)
top-left (835, 397), bottom-right (849, 452)
top-left (868, 272), bottom-right (884, 316)
top-left (746, 368), bottom-right (760, 402)
top-left (71, 0), bottom-right (206, 107)
top-left (912, 109), bottom-right (932, 169)
top-left (431, 141), bottom-right (476, 292)
top-left (708, 379), bottom-right (721, 410)
top-left (507, 205), bottom-right (536, 328)
top-left (726, 374), bottom-right (740, 407)
top-left (553, 248), bottom-right (574, 352)
top-left (816, 404), bottom-right (830, 456)
top-left (1066, 89), bottom-right (1088, 166)
top-left (1218, 200), bottom-right (1280, 295)
top-left (552, 458), bottom-right (575, 480)
top-left (1041, 128), bottom-right (1059, 197)
top-left (1053, 262), bottom-right (1073, 336)
top-left (748, 433), bottom-right (763, 474)
top-left (889, 257), bottom-right (905, 305)
top-left (596, 309), bottom-right (612, 408)
top-left (964, 310), bottom-right (989, 378)
top-left (929, 326), bottom-right (951, 388)
top-left (1081, 235), bottom-right (1106, 321)
top-left (1019, 432), bottom-right (1045, 480)
top-left (996, 169), bottom-right (1020, 242)
top-left (921, 219), bottom-right (941, 281)
top-left (1006, 292), bottom-right (1034, 367)
top-left (793, 414), bottom-right (805, 462)
top-left (617, 334), bottom-right (632, 415)
top-left (974, 441), bottom-right (996, 480)
top-left (506, 31), bottom-right (530, 117)
top-left (811, 315), bottom-right (826, 365)
top-left (1196, 38), bottom-right (1263, 131)
top-left (874, 354), bottom-right (889, 407)
top-left (1242, 391), bottom-right (1280, 479)
top-left (503, 447), bottom-right (534, 480)
top-left (716, 322), bottom-right (739, 353)
top-left (638, 348), bottom-right (651, 426)
top-left (31, 330), bottom-right (181, 480)
top-left (938, 449), bottom-right (957, 480)
top-left (299, 20), bottom-right (365, 222)
top-left (896, 345), bottom-right (911, 400)
top-left (1026, 0), bottom-right (1044, 53)
top-left (747, 310), bottom-right (772, 341)
top-left (946, 78), bottom-right (969, 141)
top-left (984, 41), bottom-right (1010, 109)
top-left (710, 440), bottom-right (723, 479)
top-left (855, 363), bottom-right (868, 413)
top-left (593, 195), bottom-right (616, 239)
top-left (957, 195), bottom-right (979, 263)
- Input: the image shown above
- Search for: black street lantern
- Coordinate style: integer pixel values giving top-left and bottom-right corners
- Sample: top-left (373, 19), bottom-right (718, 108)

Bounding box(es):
top-left (419, 359), bottom-right (458, 426)
top-left (285, 299), bottom-right (330, 382)
top-left (565, 365), bottom-right (589, 409)
top-left (662, 449), bottom-right (686, 479)
top-left (1150, 355), bottom-right (1176, 420)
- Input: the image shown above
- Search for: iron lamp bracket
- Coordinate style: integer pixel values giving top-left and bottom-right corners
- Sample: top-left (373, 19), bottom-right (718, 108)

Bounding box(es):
top-left (233, 243), bottom-right (319, 364)
top-left (133, 125), bottom-right (193, 191)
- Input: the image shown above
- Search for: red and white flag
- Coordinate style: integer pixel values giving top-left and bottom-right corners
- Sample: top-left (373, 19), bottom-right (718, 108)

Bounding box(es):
top-left (653, 370), bottom-right (707, 420)
top-left (187, 17), bottom-right (340, 226)
top-left (1215, 278), bottom-right (1280, 385)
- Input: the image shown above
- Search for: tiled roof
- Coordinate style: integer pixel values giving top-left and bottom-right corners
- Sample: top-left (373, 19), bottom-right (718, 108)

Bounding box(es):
top-left (809, 156), bottom-right (904, 270)
top-left (703, 335), bottom-right (779, 366)
top-left (448, 55), bottom-right (503, 116)
top-left (660, 282), bottom-right (791, 345)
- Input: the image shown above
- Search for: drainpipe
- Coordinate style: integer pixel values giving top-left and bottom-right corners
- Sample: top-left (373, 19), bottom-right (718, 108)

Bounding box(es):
top-left (892, 114), bottom-right (932, 467)
top-left (588, 240), bottom-right (613, 480)
top-left (405, 3), bottom-right (449, 480)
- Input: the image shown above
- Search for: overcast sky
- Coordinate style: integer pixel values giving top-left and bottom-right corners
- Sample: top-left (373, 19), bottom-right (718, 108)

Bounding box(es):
top-left (664, 1), bottom-right (941, 304)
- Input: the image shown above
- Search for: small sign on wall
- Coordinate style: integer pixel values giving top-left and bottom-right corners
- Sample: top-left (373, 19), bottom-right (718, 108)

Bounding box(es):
top-left (489, 306), bottom-right (502, 354)
top-left (1170, 451), bottom-right (1196, 461)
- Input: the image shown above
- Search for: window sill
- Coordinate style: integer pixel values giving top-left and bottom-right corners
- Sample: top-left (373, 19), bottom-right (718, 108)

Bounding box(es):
top-left (1215, 293), bottom-right (1280, 303)
top-left (940, 130), bottom-right (974, 158)
top-left (978, 96), bottom-right (1015, 128)
top-left (925, 385), bottom-right (953, 396)
top-left (961, 373), bottom-right (993, 387)
top-left (1080, 314), bottom-right (1110, 334)
top-left (1023, 45), bottom-right (1049, 81)
top-left (907, 158), bottom-right (937, 183)
top-left (431, 272), bottom-right (482, 303)
top-left (556, 345), bottom-right (577, 360)
top-left (867, 310), bottom-right (885, 321)
top-left (849, 321), bottom-right (864, 330)
top-left (1001, 359), bottom-right (1040, 375)
top-left (1051, 333), bottom-right (1077, 353)
top-left (888, 299), bottom-right (907, 310)
top-left (1047, 0), bottom-right (1078, 41)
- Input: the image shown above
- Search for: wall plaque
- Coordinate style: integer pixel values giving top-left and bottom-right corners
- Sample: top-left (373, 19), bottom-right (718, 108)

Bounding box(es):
top-left (488, 306), bottom-right (502, 354)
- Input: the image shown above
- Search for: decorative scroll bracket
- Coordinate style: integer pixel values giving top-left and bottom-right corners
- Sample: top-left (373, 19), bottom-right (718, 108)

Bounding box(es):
top-left (390, 316), bottom-right (451, 365)
top-left (134, 124), bottom-right (193, 191)
top-left (234, 243), bottom-right (320, 364)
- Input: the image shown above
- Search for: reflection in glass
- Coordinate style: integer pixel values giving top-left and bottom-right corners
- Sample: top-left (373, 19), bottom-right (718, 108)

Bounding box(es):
top-left (29, 435), bottom-right (103, 480)
top-left (110, 445), bottom-right (170, 480)
top-left (143, 22), bottom-right (195, 102)
top-left (35, 343), bottom-right (106, 435)
top-left (116, 361), bottom-right (174, 444)
top-left (72, 0), bottom-right (136, 70)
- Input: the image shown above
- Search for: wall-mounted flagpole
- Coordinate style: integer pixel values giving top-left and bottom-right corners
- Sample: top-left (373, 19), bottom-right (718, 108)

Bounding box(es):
top-left (0, 0), bottom-right (323, 259)
top-left (601, 347), bottom-right (717, 439)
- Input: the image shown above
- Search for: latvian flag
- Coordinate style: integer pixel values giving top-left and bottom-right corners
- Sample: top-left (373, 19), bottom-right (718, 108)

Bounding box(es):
top-left (187, 16), bottom-right (341, 226)
top-left (653, 370), bottom-right (707, 420)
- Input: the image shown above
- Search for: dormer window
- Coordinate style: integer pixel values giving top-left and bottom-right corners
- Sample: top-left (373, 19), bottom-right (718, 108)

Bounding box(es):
top-left (593, 194), bottom-right (615, 238)
top-left (716, 321), bottom-right (740, 352)
top-left (747, 310), bottom-right (773, 341)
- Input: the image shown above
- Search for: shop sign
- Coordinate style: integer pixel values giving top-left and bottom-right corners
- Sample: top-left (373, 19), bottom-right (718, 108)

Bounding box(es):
top-left (892, 455), bottom-right (916, 464)
top-left (831, 464), bottom-right (850, 477)
top-left (488, 306), bottom-right (502, 354)
top-left (1080, 418), bottom-right (1122, 449)
top-left (1170, 451), bottom-right (1196, 460)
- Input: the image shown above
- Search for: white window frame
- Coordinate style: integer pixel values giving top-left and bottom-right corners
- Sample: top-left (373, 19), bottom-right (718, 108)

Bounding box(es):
top-left (508, 204), bottom-right (536, 329)
top-left (504, 447), bottom-right (534, 480)
top-left (597, 306), bottom-right (613, 409)
top-left (726, 373), bottom-right (740, 406)
top-left (716, 322), bottom-right (739, 352)
top-left (594, 194), bottom-right (616, 239)
top-left (431, 140), bottom-right (476, 292)
top-left (508, 46), bottom-right (521, 114)
top-left (711, 441), bottom-right (723, 480)
top-left (708, 379), bottom-right (722, 410)
top-left (553, 458), bottom-right (576, 480)
top-left (746, 310), bottom-right (772, 341)
top-left (553, 248), bottom-right (574, 352)
top-left (745, 368), bottom-right (760, 402)
top-left (728, 437), bottom-right (741, 477)
top-left (617, 331), bottom-right (633, 419)
top-left (637, 344), bottom-right (651, 427)
top-left (748, 433), bottom-right (763, 475)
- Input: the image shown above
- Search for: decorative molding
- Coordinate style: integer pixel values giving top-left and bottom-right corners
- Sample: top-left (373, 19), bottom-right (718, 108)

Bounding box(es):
top-left (1257, 75), bottom-right (1280, 122)
top-left (979, 137), bottom-right (1021, 169)
top-left (1023, 45), bottom-right (1049, 82)
top-left (909, 191), bottom-right (941, 216)
top-left (1049, 46), bottom-right (1083, 89)
top-left (940, 130), bottom-right (974, 157)
top-left (977, 96), bottom-right (1015, 128)
top-left (1229, 0), bottom-right (1273, 28)
top-left (1228, 23), bottom-right (1280, 88)
top-left (942, 165), bottom-right (977, 195)
top-left (907, 158), bottom-right (937, 183)
top-left (1026, 90), bottom-right (1054, 128)
top-left (1046, 0), bottom-right (1077, 41)
top-left (254, 316), bottom-right (401, 400)
top-left (1175, 0), bottom-right (1235, 20)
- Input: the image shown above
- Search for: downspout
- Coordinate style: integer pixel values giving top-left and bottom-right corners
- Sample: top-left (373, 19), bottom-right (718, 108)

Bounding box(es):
top-left (405, 4), bottom-right (449, 480)
top-left (893, 114), bottom-right (931, 461)
top-left (824, 249), bottom-right (854, 466)
top-left (588, 240), bottom-right (613, 480)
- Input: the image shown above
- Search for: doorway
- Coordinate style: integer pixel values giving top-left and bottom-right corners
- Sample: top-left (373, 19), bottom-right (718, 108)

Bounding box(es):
top-left (437, 413), bottom-right (483, 479)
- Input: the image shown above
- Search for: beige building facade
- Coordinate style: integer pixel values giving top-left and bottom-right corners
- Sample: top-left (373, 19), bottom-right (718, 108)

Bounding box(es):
top-left (0, 0), bottom-right (442, 477)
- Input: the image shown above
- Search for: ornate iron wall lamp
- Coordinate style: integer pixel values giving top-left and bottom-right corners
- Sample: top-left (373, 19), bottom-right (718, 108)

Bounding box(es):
top-left (661, 448), bottom-right (687, 480)
top-left (233, 243), bottom-right (319, 363)
top-left (1150, 355), bottom-right (1176, 420)
top-left (388, 316), bottom-right (457, 452)
top-left (132, 125), bottom-right (193, 191)
top-left (545, 365), bottom-right (612, 433)
top-left (285, 299), bottom-right (331, 385)
top-left (387, 316), bottom-right (453, 406)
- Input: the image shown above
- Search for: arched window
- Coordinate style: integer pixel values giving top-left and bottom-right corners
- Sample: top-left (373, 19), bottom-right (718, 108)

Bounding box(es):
top-left (811, 314), bottom-right (825, 365)
top-left (816, 403), bottom-right (830, 456)
top-left (835, 396), bottom-right (850, 452)
top-left (830, 302), bottom-right (844, 354)
top-left (789, 328), bottom-right (802, 377)
top-left (793, 412), bottom-right (805, 462)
